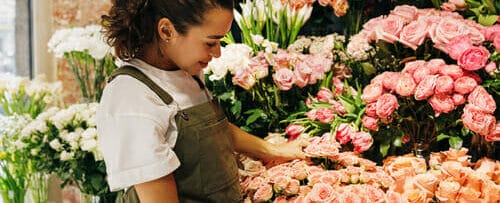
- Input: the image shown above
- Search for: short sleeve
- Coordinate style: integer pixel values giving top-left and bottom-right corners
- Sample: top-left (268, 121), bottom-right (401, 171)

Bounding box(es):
top-left (97, 75), bottom-right (181, 191)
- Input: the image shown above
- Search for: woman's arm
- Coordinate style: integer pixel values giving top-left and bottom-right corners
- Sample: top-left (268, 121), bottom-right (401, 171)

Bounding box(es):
top-left (229, 123), bottom-right (308, 161)
top-left (135, 174), bottom-right (179, 203)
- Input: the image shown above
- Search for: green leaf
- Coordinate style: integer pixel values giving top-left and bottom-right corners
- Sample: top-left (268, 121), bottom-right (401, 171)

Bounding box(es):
top-left (437, 133), bottom-right (451, 141)
top-left (246, 109), bottom-right (265, 125)
top-left (231, 101), bottom-right (242, 116)
top-left (478, 14), bottom-right (499, 26)
top-left (449, 136), bottom-right (463, 149)
top-left (380, 143), bottom-right (390, 157)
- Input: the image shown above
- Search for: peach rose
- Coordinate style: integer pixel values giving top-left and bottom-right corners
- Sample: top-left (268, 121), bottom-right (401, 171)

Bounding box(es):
top-left (435, 75), bottom-right (454, 95)
top-left (361, 83), bottom-right (384, 103)
top-left (462, 104), bottom-right (496, 136)
top-left (285, 179), bottom-right (300, 195)
top-left (308, 183), bottom-right (335, 202)
top-left (452, 94), bottom-right (466, 106)
top-left (253, 183), bottom-right (273, 202)
top-left (413, 173), bottom-right (439, 198)
top-left (456, 186), bottom-right (481, 202)
top-left (404, 188), bottom-right (428, 203)
top-left (382, 72), bottom-right (402, 91)
top-left (436, 180), bottom-right (461, 202)
top-left (429, 94), bottom-right (455, 116)
top-left (485, 123), bottom-right (500, 142)
top-left (438, 64), bottom-right (463, 80)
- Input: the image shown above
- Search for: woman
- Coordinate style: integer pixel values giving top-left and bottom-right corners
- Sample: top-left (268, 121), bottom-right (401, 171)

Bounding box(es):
top-left (98, 0), bottom-right (308, 202)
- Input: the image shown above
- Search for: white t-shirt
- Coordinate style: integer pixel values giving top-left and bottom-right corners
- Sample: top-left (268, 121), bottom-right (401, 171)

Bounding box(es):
top-left (97, 59), bottom-right (210, 191)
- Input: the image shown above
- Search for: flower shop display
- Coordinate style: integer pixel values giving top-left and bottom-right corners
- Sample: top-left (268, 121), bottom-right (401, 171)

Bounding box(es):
top-left (239, 134), bottom-right (500, 202)
top-left (14, 103), bottom-right (117, 201)
top-left (342, 5), bottom-right (500, 160)
top-left (48, 24), bottom-right (116, 102)
top-left (204, 33), bottom-right (348, 136)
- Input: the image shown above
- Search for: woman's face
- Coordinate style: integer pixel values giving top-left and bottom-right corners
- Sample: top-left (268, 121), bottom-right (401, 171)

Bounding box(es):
top-left (165, 8), bottom-right (233, 75)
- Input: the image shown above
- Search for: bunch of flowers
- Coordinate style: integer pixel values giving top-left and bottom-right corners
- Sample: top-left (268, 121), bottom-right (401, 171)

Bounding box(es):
top-left (204, 34), bottom-right (344, 136)
top-left (14, 103), bottom-right (110, 196)
top-left (233, 0), bottom-right (348, 49)
top-left (346, 5), bottom-right (499, 158)
top-left (0, 73), bottom-right (62, 118)
top-left (438, 0), bottom-right (500, 26)
top-left (48, 24), bottom-right (116, 102)
top-left (282, 76), bottom-right (375, 154)
top-left (0, 114), bottom-right (33, 203)
top-left (239, 134), bottom-right (500, 202)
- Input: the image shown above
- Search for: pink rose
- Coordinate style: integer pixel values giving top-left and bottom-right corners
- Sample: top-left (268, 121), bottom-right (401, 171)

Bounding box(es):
top-left (315, 107), bottom-right (335, 123)
top-left (481, 24), bottom-right (500, 41)
top-left (429, 94), bottom-right (455, 116)
top-left (316, 87), bottom-right (333, 102)
top-left (464, 71), bottom-right (482, 83)
top-left (395, 73), bottom-right (417, 96)
top-left (390, 5), bottom-right (418, 23)
top-left (285, 179), bottom-right (300, 195)
top-left (376, 93), bottom-right (399, 118)
top-left (365, 102), bottom-right (377, 117)
top-left (232, 67), bottom-right (256, 90)
top-left (253, 183), bottom-right (273, 202)
top-left (273, 50), bottom-right (289, 68)
top-left (430, 18), bottom-right (468, 46)
top-left (308, 183), bottom-right (335, 202)
top-left (467, 86), bottom-right (496, 114)
top-left (382, 72), bottom-right (401, 91)
top-left (435, 75), bottom-right (454, 94)
top-left (438, 64), bottom-right (463, 80)
top-left (285, 124), bottom-right (305, 141)
top-left (458, 46), bottom-right (490, 71)
top-left (446, 35), bottom-right (473, 60)
top-left (273, 68), bottom-right (295, 90)
top-left (361, 83), bottom-right (384, 103)
top-left (426, 59), bottom-right (445, 74)
top-left (414, 75), bottom-right (438, 101)
top-left (293, 61), bottom-right (312, 88)
top-left (305, 109), bottom-right (317, 121)
top-left (452, 93), bottom-right (466, 106)
top-left (273, 196), bottom-right (287, 203)
top-left (336, 123), bottom-right (354, 144)
top-left (332, 100), bottom-right (347, 115)
top-left (352, 131), bottom-right (373, 153)
top-left (403, 60), bottom-right (426, 75)
top-left (375, 15), bottom-right (405, 43)
top-left (370, 73), bottom-right (386, 85)
top-left (462, 104), bottom-right (496, 136)
top-left (362, 116), bottom-right (379, 131)
top-left (441, 2), bottom-right (457, 11)
top-left (493, 33), bottom-right (500, 51)
top-left (454, 76), bottom-right (477, 94)
top-left (399, 20), bottom-right (430, 50)
top-left (485, 123), bottom-right (500, 142)
top-left (412, 65), bottom-right (432, 84)
top-left (449, 0), bottom-right (466, 10)
top-left (272, 175), bottom-right (290, 192)
top-left (485, 62), bottom-right (497, 73)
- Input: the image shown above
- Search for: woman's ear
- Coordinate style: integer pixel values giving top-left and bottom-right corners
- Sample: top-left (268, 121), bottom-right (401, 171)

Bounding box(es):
top-left (157, 18), bottom-right (176, 42)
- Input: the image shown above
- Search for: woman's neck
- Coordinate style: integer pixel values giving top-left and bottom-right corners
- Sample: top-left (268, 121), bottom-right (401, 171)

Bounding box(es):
top-left (138, 43), bottom-right (179, 71)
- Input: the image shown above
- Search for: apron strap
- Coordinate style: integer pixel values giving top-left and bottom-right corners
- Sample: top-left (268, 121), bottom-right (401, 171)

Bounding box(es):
top-left (108, 65), bottom-right (174, 105)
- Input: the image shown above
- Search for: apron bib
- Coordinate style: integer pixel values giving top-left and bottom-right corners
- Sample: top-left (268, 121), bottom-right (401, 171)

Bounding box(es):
top-left (109, 66), bottom-right (242, 203)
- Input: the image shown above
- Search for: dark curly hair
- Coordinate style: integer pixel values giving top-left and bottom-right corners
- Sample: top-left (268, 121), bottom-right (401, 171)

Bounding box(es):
top-left (101, 0), bottom-right (234, 60)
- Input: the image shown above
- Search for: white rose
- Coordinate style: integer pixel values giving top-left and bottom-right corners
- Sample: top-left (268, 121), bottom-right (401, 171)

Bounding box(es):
top-left (60, 151), bottom-right (74, 161)
top-left (49, 139), bottom-right (63, 151)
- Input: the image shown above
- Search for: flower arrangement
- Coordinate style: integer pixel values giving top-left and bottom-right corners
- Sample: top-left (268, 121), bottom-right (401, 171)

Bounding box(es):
top-left (15, 103), bottom-right (112, 198)
top-left (0, 73), bottom-right (62, 118)
top-left (204, 34), bottom-right (346, 136)
top-left (344, 5), bottom-right (499, 159)
top-left (239, 134), bottom-right (500, 202)
top-left (48, 24), bottom-right (116, 102)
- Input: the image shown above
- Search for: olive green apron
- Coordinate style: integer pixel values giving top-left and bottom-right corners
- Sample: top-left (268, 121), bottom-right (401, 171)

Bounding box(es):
top-left (109, 66), bottom-right (242, 203)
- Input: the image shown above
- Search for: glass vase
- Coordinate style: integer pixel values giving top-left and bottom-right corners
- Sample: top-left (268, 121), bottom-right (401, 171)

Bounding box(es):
top-left (469, 133), bottom-right (495, 162)
top-left (80, 192), bottom-right (100, 203)
top-left (27, 172), bottom-right (50, 203)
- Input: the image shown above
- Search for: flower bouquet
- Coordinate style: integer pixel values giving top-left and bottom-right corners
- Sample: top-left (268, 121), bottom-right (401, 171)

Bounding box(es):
top-left (48, 24), bottom-right (116, 102)
top-left (0, 73), bottom-right (62, 118)
top-left (345, 5), bottom-right (499, 160)
top-left (204, 34), bottom-right (345, 136)
top-left (15, 103), bottom-right (116, 200)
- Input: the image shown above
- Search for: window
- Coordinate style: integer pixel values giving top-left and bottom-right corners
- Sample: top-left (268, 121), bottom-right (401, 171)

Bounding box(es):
top-left (0, 0), bottom-right (31, 77)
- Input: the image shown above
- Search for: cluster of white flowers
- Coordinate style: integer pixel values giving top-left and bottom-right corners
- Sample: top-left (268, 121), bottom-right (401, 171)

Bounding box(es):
top-left (0, 114), bottom-right (33, 151)
top-left (287, 34), bottom-right (345, 54)
top-left (16, 103), bottom-right (102, 163)
top-left (204, 43), bottom-right (254, 81)
top-left (47, 25), bottom-right (111, 59)
top-left (0, 73), bottom-right (62, 111)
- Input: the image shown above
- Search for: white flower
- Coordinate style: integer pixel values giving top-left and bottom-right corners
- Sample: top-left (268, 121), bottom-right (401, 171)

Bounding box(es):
top-left (13, 140), bottom-right (26, 149)
top-left (81, 128), bottom-right (97, 140)
top-left (60, 151), bottom-right (74, 161)
top-left (251, 34), bottom-right (265, 45)
top-left (31, 148), bottom-right (39, 156)
top-left (65, 132), bottom-right (80, 142)
top-left (80, 139), bottom-right (97, 152)
top-left (49, 139), bottom-right (63, 151)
